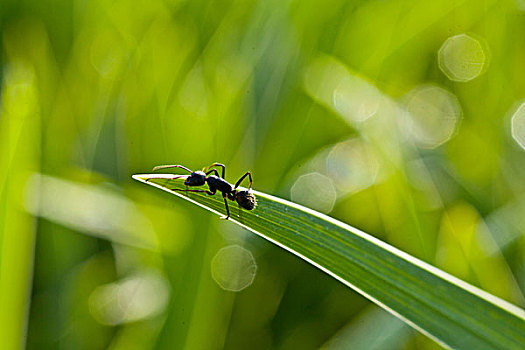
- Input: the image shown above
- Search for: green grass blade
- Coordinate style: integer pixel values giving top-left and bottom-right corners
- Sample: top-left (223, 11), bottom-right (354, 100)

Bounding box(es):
top-left (133, 174), bottom-right (525, 350)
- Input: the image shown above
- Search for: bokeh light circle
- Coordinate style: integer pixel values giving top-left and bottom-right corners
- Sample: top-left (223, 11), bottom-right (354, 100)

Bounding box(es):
top-left (290, 172), bottom-right (337, 213)
top-left (211, 245), bottom-right (257, 292)
top-left (511, 102), bottom-right (525, 150)
top-left (404, 85), bottom-right (462, 148)
top-left (438, 34), bottom-right (486, 82)
top-left (326, 139), bottom-right (379, 193)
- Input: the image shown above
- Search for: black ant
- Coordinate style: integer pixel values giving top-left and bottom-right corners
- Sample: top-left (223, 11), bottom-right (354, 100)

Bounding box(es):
top-left (149, 163), bottom-right (256, 220)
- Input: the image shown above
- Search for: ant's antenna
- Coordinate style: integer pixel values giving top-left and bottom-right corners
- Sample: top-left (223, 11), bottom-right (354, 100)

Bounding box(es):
top-left (152, 164), bottom-right (192, 173)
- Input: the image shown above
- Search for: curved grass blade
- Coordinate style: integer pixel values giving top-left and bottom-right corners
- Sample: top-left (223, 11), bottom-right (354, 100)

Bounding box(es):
top-left (133, 174), bottom-right (525, 350)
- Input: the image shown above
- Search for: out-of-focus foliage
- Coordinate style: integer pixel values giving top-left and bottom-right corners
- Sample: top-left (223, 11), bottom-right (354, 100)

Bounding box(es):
top-left (0, 0), bottom-right (524, 349)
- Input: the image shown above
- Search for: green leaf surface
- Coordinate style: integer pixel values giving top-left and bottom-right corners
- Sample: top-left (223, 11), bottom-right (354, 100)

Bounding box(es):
top-left (133, 174), bottom-right (525, 350)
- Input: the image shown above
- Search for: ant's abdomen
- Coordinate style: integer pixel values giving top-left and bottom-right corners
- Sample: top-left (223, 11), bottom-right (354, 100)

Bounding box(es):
top-left (236, 190), bottom-right (256, 210)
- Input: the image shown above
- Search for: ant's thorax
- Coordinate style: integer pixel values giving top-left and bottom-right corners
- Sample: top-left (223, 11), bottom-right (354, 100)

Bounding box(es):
top-left (206, 175), bottom-right (234, 193)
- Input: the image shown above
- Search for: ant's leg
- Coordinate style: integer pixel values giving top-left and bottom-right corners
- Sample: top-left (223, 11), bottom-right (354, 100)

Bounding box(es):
top-left (205, 169), bottom-right (220, 177)
top-left (152, 164), bottom-right (192, 173)
top-left (145, 174), bottom-right (188, 183)
top-left (220, 194), bottom-right (230, 220)
top-left (146, 165), bottom-right (192, 182)
top-left (204, 163), bottom-right (226, 178)
top-left (233, 172), bottom-right (252, 190)
top-left (172, 188), bottom-right (216, 195)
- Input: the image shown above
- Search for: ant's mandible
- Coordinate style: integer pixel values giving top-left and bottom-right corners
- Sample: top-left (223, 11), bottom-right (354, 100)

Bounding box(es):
top-left (150, 163), bottom-right (256, 220)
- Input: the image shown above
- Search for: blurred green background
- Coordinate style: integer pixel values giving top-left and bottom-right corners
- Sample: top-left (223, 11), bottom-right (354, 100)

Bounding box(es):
top-left (1, 0), bottom-right (525, 349)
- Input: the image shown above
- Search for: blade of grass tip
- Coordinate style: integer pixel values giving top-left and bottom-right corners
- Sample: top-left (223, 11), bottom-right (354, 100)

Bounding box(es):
top-left (132, 174), bottom-right (525, 350)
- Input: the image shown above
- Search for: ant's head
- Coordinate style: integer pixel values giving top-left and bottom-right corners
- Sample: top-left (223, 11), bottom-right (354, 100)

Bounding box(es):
top-left (235, 190), bottom-right (257, 211)
top-left (184, 171), bottom-right (206, 186)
